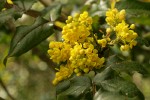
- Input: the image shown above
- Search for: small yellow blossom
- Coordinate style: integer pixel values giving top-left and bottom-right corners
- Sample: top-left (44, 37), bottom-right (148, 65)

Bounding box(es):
top-left (52, 64), bottom-right (73, 85)
top-left (130, 24), bottom-right (135, 29)
top-left (7, 0), bottom-right (13, 4)
top-left (98, 39), bottom-right (107, 48)
top-left (120, 45), bottom-right (130, 51)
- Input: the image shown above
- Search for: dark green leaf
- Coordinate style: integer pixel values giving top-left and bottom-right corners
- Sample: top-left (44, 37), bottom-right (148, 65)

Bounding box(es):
top-left (94, 89), bottom-right (142, 100)
top-left (57, 76), bottom-right (91, 98)
top-left (0, 0), bottom-right (5, 11)
top-left (93, 67), bottom-right (114, 85)
top-left (110, 61), bottom-right (148, 75)
top-left (106, 55), bottom-right (123, 67)
top-left (14, 0), bottom-right (37, 10)
top-left (136, 37), bottom-right (150, 47)
top-left (100, 77), bottom-right (144, 99)
top-left (56, 80), bottom-right (70, 94)
top-left (42, 5), bottom-right (62, 21)
top-left (5, 17), bottom-right (54, 61)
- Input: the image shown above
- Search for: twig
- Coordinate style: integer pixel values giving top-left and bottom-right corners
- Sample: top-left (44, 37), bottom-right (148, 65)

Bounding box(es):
top-left (39, 0), bottom-right (50, 7)
top-left (0, 78), bottom-right (15, 100)
top-left (32, 48), bottom-right (56, 72)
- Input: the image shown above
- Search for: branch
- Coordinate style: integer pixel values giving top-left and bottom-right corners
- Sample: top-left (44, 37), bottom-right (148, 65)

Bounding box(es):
top-left (0, 78), bottom-right (15, 100)
top-left (32, 48), bottom-right (56, 72)
top-left (24, 10), bottom-right (41, 18)
top-left (39, 0), bottom-right (50, 7)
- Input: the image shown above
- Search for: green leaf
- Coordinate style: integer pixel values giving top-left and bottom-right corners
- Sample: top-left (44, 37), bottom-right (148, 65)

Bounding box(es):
top-left (0, 8), bottom-right (22, 25)
top-left (56, 80), bottom-right (70, 94)
top-left (4, 17), bottom-right (54, 65)
top-left (106, 55), bottom-right (123, 67)
top-left (93, 67), bottom-right (114, 85)
top-left (94, 89), bottom-right (142, 100)
top-left (14, 0), bottom-right (37, 10)
top-left (131, 16), bottom-right (150, 26)
top-left (100, 77), bottom-right (144, 99)
top-left (57, 76), bottom-right (91, 99)
top-left (41, 4), bottom-right (62, 21)
top-left (0, 0), bottom-right (5, 11)
top-left (136, 37), bottom-right (150, 47)
top-left (110, 61), bottom-right (148, 75)
top-left (116, 0), bottom-right (150, 17)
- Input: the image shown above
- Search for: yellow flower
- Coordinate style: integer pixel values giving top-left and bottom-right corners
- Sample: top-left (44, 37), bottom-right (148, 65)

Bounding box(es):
top-left (114, 21), bottom-right (138, 50)
top-left (70, 42), bottom-right (105, 74)
top-left (106, 7), bottom-right (138, 51)
top-left (106, 8), bottom-right (125, 27)
top-left (98, 39), bottom-right (107, 48)
top-left (52, 64), bottom-right (73, 85)
top-left (7, 0), bottom-right (13, 4)
top-left (120, 45), bottom-right (130, 51)
top-left (62, 11), bottom-right (92, 43)
top-left (48, 41), bottom-right (71, 64)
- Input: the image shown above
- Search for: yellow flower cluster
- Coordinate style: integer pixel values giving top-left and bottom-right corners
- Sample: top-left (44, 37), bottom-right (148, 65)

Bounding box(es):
top-left (70, 42), bottom-right (105, 75)
top-left (105, 8), bottom-right (138, 51)
top-left (48, 6), bottom-right (139, 85)
top-left (52, 63), bottom-right (73, 85)
top-left (62, 11), bottom-right (92, 43)
top-left (48, 11), bottom-right (105, 85)
top-left (106, 8), bottom-right (125, 27)
top-left (48, 42), bottom-right (71, 64)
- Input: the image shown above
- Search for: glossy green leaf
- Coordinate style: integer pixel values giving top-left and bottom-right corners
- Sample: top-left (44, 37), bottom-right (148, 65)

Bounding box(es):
top-left (100, 77), bottom-right (144, 99)
top-left (13, 0), bottom-right (37, 10)
top-left (110, 61), bottom-right (147, 75)
top-left (42, 5), bottom-right (62, 21)
top-left (57, 76), bottom-right (91, 99)
top-left (94, 89), bottom-right (142, 100)
top-left (4, 17), bottom-right (54, 65)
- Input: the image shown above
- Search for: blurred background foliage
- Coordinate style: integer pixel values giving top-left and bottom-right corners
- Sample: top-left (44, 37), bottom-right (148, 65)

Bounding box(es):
top-left (0, 0), bottom-right (150, 100)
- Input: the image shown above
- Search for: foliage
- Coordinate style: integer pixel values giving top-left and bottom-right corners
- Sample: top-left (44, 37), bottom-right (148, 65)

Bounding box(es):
top-left (0, 0), bottom-right (150, 100)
